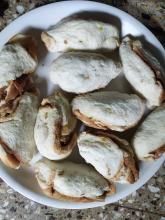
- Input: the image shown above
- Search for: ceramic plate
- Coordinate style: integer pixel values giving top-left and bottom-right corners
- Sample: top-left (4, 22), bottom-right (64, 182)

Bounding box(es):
top-left (0, 0), bottom-right (164, 209)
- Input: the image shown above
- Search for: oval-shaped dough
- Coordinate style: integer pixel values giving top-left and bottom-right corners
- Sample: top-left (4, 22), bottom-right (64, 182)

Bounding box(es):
top-left (78, 131), bottom-right (139, 184)
top-left (41, 19), bottom-right (119, 52)
top-left (0, 34), bottom-right (37, 87)
top-left (72, 91), bottom-right (144, 131)
top-left (34, 92), bottom-right (77, 160)
top-left (133, 103), bottom-right (165, 161)
top-left (50, 52), bottom-right (121, 94)
top-left (119, 37), bottom-right (165, 108)
top-left (0, 34), bottom-right (38, 122)
top-left (34, 158), bottom-right (115, 202)
top-left (0, 92), bottom-right (39, 169)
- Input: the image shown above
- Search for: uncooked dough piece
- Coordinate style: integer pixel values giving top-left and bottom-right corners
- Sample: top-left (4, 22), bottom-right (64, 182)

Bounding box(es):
top-left (34, 92), bottom-right (77, 160)
top-left (50, 52), bottom-right (121, 94)
top-left (72, 91), bottom-right (144, 131)
top-left (133, 103), bottom-right (165, 161)
top-left (119, 36), bottom-right (165, 108)
top-left (0, 92), bottom-right (39, 169)
top-left (34, 158), bottom-right (115, 202)
top-left (0, 34), bottom-right (38, 122)
top-left (78, 131), bottom-right (139, 184)
top-left (0, 34), bottom-right (37, 88)
top-left (41, 19), bottom-right (119, 52)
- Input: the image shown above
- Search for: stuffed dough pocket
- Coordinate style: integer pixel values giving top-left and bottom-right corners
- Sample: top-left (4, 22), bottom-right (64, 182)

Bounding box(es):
top-left (34, 92), bottom-right (77, 160)
top-left (34, 158), bottom-right (115, 202)
top-left (50, 52), bottom-right (121, 94)
top-left (41, 19), bottom-right (119, 52)
top-left (72, 91), bottom-right (144, 131)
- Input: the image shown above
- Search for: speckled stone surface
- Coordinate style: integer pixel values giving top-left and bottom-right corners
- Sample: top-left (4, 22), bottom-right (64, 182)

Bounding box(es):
top-left (0, 0), bottom-right (165, 219)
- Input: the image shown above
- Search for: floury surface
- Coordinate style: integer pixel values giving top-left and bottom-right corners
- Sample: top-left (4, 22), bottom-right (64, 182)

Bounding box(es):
top-left (0, 0), bottom-right (164, 219)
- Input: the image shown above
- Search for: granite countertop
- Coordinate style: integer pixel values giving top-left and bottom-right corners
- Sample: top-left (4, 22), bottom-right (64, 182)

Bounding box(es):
top-left (0, 0), bottom-right (165, 219)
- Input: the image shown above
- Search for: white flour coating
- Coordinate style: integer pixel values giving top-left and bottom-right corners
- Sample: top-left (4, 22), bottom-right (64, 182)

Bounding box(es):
top-left (34, 93), bottom-right (76, 160)
top-left (43, 19), bottom-right (119, 52)
top-left (72, 91), bottom-right (144, 131)
top-left (0, 44), bottom-right (37, 87)
top-left (0, 93), bottom-right (39, 163)
top-left (78, 132), bottom-right (124, 179)
top-left (50, 52), bottom-right (121, 93)
top-left (119, 37), bottom-right (163, 108)
top-left (35, 159), bottom-right (110, 198)
top-left (133, 103), bottom-right (165, 161)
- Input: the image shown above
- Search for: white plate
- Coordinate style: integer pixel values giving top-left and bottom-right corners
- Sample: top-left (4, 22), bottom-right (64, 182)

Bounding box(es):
top-left (0, 0), bottom-right (165, 209)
